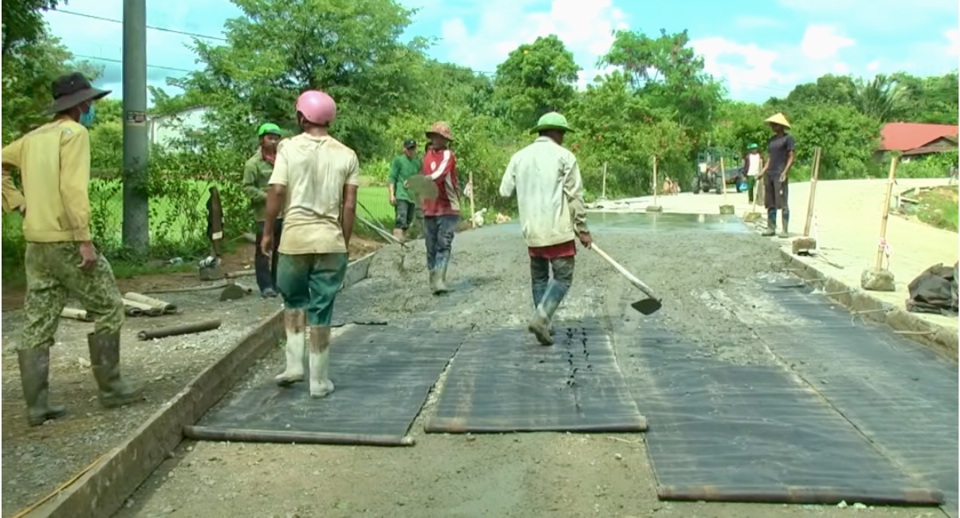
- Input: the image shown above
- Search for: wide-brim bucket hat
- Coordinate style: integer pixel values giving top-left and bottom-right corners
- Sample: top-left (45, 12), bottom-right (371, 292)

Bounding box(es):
top-left (531, 111), bottom-right (573, 133)
top-left (46, 72), bottom-right (111, 114)
top-left (425, 121), bottom-right (454, 141)
top-left (764, 112), bottom-right (791, 129)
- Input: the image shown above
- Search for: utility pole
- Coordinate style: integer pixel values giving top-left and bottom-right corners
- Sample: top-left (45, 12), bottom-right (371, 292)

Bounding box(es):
top-left (122, 0), bottom-right (150, 255)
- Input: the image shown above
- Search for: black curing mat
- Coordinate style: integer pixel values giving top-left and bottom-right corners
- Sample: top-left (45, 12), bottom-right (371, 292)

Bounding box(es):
top-left (425, 319), bottom-right (647, 434)
top-left (630, 325), bottom-right (943, 506)
top-left (755, 281), bottom-right (959, 515)
top-left (191, 326), bottom-right (468, 446)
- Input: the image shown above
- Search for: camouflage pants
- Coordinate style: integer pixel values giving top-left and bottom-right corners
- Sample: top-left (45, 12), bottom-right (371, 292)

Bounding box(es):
top-left (21, 242), bottom-right (124, 351)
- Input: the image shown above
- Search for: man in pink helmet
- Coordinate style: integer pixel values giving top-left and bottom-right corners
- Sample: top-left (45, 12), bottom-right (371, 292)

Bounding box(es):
top-left (260, 90), bottom-right (359, 399)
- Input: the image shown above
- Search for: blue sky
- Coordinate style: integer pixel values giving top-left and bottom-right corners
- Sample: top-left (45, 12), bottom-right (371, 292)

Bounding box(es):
top-left (43, 0), bottom-right (959, 105)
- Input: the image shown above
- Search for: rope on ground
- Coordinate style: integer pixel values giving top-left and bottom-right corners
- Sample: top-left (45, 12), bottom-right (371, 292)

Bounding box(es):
top-left (11, 453), bottom-right (108, 518)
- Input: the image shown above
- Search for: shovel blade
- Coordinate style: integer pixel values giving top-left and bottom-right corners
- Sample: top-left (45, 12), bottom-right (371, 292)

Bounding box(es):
top-left (631, 297), bottom-right (663, 315)
top-left (406, 175), bottom-right (439, 201)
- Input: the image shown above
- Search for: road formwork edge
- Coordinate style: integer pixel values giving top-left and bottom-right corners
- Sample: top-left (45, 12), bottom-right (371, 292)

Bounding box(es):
top-left (779, 249), bottom-right (958, 362)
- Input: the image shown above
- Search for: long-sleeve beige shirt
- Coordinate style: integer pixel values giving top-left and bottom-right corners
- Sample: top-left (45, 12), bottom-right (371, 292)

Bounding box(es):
top-left (499, 136), bottom-right (588, 248)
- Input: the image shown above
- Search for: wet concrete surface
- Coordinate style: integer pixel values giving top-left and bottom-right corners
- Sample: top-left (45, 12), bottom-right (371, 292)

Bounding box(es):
top-left (116, 212), bottom-right (956, 518)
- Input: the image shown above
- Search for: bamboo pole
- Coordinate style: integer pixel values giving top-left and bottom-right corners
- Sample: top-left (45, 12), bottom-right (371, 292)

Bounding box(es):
top-left (468, 170), bottom-right (476, 228)
top-left (803, 147), bottom-right (823, 237)
top-left (652, 155), bottom-right (659, 206)
top-left (601, 162), bottom-right (607, 199)
top-left (875, 156), bottom-right (899, 270)
top-left (720, 157), bottom-right (728, 202)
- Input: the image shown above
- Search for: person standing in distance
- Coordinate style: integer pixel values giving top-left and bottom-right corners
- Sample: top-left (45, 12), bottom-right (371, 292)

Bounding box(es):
top-left (759, 113), bottom-right (795, 238)
top-left (1, 72), bottom-right (142, 426)
top-left (743, 143), bottom-right (763, 204)
top-left (420, 121), bottom-right (461, 295)
top-left (388, 138), bottom-right (422, 243)
top-left (498, 112), bottom-right (591, 346)
top-left (260, 90), bottom-right (359, 399)
top-left (243, 122), bottom-right (285, 297)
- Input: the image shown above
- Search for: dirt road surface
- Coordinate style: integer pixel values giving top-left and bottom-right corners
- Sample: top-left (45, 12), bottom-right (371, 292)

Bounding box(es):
top-left (0, 239), bottom-right (380, 517)
top-left (107, 216), bottom-right (949, 518)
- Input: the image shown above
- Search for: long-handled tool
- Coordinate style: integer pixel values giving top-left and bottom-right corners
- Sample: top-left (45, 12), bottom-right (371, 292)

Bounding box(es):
top-left (591, 244), bottom-right (663, 315)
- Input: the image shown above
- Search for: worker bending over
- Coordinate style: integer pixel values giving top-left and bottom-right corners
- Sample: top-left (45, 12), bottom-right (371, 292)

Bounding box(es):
top-left (499, 112), bottom-right (592, 346)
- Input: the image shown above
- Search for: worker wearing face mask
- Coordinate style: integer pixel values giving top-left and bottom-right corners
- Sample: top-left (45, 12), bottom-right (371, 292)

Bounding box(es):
top-left (1, 72), bottom-right (143, 427)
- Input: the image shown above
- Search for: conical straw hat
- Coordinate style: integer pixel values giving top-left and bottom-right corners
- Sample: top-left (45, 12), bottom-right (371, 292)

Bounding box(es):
top-left (764, 112), bottom-right (791, 128)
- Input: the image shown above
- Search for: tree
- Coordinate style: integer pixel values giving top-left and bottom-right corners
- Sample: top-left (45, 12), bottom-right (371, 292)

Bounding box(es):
top-left (600, 29), bottom-right (724, 139)
top-left (2, 0), bottom-right (60, 56)
top-left (493, 35), bottom-right (581, 129)
top-left (855, 73), bottom-right (908, 122)
top-left (169, 0), bottom-right (427, 159)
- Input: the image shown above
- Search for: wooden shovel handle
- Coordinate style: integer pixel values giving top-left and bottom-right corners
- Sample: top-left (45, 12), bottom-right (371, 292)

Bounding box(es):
top-left (591, 244), bottom-right (659, 300)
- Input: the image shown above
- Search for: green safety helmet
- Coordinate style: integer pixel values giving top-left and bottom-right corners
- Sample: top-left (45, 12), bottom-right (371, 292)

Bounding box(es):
top-left (257, 122), bottom-right (282, 137)
top-left (531, 112), bottom-right (573, 134)
top-left (747, 143), bottom-right (759, 150)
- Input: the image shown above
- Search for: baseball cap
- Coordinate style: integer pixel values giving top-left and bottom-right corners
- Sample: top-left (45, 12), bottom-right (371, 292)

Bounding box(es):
top-left (403, 138), bottom-right (416, 149)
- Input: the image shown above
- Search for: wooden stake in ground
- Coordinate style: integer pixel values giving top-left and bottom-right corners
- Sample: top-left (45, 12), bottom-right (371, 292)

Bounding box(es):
top-left (860, 155), bottom-right (899, 292)
top-left (646, 155), bottom-right (663, 213)
top-left (601, 162), bottom-right (608, 200)
top-left (468, 170), bottom-right (477, 228)
top-left (791, 147), bottom-right (822, 255)
top-left (718, 156), bottom-right (734, 215)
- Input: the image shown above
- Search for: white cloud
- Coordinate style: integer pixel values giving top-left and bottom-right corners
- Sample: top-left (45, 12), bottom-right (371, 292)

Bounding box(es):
top-left (946, 28), bottom-right (960, 56)
top-left (438, 0), bottom-right (629, 88)
top-left (866, 60), bottom-right (881, 72)
top-left (799, 25), bottom-right (856, 61)
top-left (734, 16), bottom-right (783, 29)
top-left (690, 37), bottom-right (786, 98)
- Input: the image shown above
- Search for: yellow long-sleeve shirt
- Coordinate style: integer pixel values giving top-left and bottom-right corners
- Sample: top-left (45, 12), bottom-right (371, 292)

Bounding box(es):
top-left (2, 119), bottom-right (93, 242)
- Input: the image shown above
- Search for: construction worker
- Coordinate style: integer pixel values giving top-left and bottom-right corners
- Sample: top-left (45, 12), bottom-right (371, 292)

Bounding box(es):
top-left (759, 113), bottom-right (795, 238)
top-left (243, 122), bottom-right (284, 297)
top-left (499, 112), bottom-right (591, 346)
top-left (1, 72), bottom-right (142, 426)
top-left (744, 143), bottom-right (763, 204)
top-left (420, 121), bottom-right (461, 295)
top-left (261, 90), bottom-right (358, 399)
top-left (388, 138), bottom-right (422, 242)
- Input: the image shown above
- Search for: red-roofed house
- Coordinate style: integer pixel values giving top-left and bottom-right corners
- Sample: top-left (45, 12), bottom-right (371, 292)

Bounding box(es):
top-left (879, 122), bottom-right (959, 158)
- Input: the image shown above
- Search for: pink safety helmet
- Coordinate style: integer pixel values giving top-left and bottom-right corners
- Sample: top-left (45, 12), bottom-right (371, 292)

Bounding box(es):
top-left (295, 90), bottom-right (337, 126)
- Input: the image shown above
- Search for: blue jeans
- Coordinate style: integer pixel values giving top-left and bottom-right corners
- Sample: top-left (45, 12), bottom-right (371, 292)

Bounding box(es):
top-left (424, 215), bottom-right (458, 270)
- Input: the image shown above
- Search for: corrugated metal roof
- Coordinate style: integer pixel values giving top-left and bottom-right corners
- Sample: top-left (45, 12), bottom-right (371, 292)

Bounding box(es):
top-left (880, 122), bottom-right (959, 151)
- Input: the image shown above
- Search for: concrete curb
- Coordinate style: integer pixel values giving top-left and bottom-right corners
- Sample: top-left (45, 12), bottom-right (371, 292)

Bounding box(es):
top-left (779, 249), bottom-right (958, 362)
top-left (27, 252), bottom-right (376, 518)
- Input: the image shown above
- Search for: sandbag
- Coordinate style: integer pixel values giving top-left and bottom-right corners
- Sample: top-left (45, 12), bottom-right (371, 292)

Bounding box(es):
top-left (905, 262), bottom-right (959, 316)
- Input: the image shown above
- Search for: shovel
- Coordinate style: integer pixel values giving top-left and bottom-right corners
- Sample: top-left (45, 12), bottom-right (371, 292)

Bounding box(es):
top-left (406, 175), bottom-right (439, 201)
top-left (591, 243), bottom-right (663, 315)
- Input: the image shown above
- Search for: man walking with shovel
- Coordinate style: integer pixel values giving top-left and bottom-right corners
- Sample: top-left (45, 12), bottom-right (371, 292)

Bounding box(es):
top-left (499, 112), bottom-right (591, 346)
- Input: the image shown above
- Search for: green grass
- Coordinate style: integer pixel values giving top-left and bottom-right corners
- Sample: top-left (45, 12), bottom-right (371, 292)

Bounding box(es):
top-left (915, 186), bottom-right (959, 232)
top-left (2, 180), bottom-right (400, 284)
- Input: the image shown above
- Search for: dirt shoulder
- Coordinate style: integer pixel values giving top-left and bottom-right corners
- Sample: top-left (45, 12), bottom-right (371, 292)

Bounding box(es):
top-left (0, 238), bottom-right (381, 517)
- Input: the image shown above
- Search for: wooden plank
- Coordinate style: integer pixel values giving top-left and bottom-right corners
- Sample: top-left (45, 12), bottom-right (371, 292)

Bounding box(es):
top-left (26, 253), bottom-right (376, 518)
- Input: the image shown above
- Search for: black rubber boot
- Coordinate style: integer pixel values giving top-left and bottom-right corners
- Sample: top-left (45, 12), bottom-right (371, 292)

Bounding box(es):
top-left (527, 281), bottom-right (569, 346)
top-left (17, 348), bottom-right (67, 426)
top-left (88, 333), bottom-right (143, 408)
top-left (432, 258), bottom-right (450, 295)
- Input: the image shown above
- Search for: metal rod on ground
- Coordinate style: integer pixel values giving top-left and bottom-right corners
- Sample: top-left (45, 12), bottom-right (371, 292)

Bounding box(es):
top-left (803, 147), bottom-right (822, 237)
top-left (876, 156), bottom-right (899, 270)
top-left (183, 426), bottom-right (415, 447)
top-left (656, 486), bottom-right (944, 506)
top-left (601, 162), bottom-right (607, 199)
top-left (468, 170), bottom-right (476, 228)
top-left (137, 319), bottom-right (222, 340)
top-left (357, 200), bottom-right (404, 245)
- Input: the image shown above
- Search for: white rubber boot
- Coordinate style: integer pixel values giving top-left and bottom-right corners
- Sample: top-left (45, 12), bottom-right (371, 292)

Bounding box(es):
top-left (308, 326), bottom-right (334, 398)
top-left (275, 309), bottom-right (305, 386)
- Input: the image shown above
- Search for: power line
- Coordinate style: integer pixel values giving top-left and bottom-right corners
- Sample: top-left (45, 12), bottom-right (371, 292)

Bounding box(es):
top-left (73, 54), bottom-right (196, 74)
top-left (50, 9), bottom-right (228, 42)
